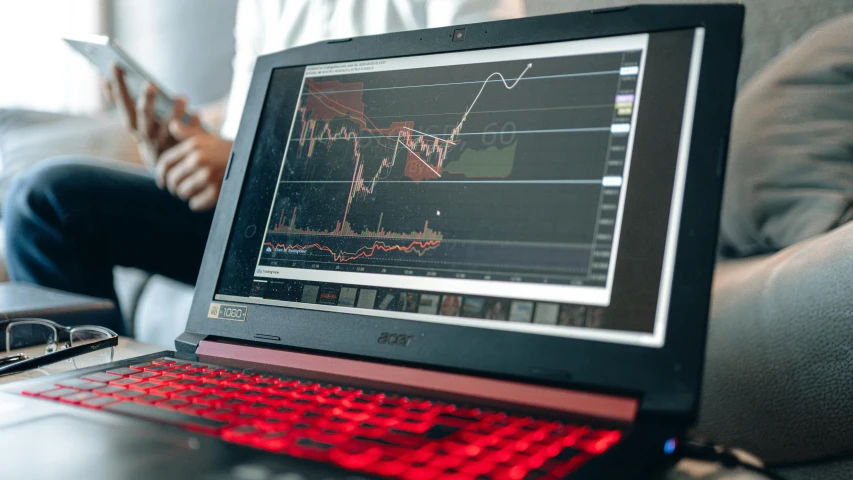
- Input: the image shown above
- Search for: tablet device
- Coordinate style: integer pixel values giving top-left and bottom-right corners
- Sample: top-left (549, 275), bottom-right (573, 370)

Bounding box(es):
top-left (64, 34), bottom-right (191, 123)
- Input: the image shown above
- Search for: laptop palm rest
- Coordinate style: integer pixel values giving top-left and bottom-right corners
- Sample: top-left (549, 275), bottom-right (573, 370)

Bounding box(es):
top-left (0, 395), bottom-right (369, 480)
top-left (1, 415), bottom-right (212, 480)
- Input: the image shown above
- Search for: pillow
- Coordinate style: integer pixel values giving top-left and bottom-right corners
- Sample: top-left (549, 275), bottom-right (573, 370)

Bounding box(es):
top-left (719, 13), bottom-right (853, 257)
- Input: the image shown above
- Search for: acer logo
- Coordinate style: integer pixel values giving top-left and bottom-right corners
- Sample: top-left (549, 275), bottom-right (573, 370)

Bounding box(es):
top-left (377, 332), bottom-right (414, 346)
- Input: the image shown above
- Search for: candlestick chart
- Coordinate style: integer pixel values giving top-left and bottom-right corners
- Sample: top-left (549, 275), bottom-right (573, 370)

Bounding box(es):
top-left (257, 51), bottom-right (637, 285)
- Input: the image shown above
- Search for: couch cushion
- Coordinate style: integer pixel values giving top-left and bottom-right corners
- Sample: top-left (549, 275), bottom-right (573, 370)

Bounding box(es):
top-left (719, 13), bottom-right (853, 257)
top-left (701, 222), bottom-right (853, 464)
top-left (133, 275), bottom-right (194, 347)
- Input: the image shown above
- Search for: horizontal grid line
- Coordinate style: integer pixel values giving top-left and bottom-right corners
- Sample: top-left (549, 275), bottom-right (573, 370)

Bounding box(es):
top-left (302, 70), bottom-right (621, 95)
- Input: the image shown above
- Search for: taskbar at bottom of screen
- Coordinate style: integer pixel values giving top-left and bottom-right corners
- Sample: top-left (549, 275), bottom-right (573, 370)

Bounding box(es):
top-left (242, 277), bottom-right (607, 328)
top-left (213, 281), bottom-right (663, 346)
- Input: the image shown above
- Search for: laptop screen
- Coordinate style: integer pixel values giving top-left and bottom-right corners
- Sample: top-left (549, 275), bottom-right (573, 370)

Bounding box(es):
top-left (214, 28), bottom-right (704, 348)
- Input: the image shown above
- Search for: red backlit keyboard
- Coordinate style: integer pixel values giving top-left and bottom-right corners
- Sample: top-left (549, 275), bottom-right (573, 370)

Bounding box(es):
top-left (22, 358), bottom-right (622, 479)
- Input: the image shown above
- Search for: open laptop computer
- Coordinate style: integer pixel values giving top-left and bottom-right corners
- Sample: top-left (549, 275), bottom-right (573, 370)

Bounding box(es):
top-left (0, 4), bottom-right (743, 479)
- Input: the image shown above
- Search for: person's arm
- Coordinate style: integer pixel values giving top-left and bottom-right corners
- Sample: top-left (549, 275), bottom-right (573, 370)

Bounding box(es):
top-left (108, 65), bottom-right (192, 168)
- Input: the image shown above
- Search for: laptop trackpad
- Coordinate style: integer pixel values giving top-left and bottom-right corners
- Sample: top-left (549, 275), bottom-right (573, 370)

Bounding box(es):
top-left (0, 414), bottom-right (215, 480)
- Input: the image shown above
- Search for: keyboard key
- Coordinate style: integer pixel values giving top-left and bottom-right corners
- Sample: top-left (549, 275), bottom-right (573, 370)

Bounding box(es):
top-left (577, 429), bottom-right (621, 454)
top-left (173, 389), bottom-right (204, 399)
top-left (287, 437), bottom-right (335, 461)
top-left (235, 389), bottom-right (266, 401)
top-left (226, 377), bottom-right (256, 387)
top-left (180, 404), bottom-right (212, 416)
top-left (252, 381), bottom-right (278, 390)
top-left (370, 460), bottom-right (409, 476)
top-left (193, 382), bottom-right (222, 393)
top-left (221, 425), bottom-right (262, 444)
top-left (136, 394), bottom-right (168, 405)
top-left (201, 374), bottom-right (236, 383)
top-left (106, 401), bottom-right (227, 434)
top-left (143, 365), bottom-right (175, 372)
top-left (427, 454), bottom-right (464, 470)
top-left (204, 408), bottom-right (238, 422)
top-left (129, 362), bottom-right (154, 370)
top-left (128, 381), bottom-right (161, 391)
top-left (241, 401), bottom-right (274, 414)
top-left (106, 368), bottom-right (138, 376)
top-left (217, 386), bottom-right (243, 395)
top-left (491, 465), bottom-right (528, 480)
top-left (60, 391), bottom-right (98, 404)
top-left (150, 385), bottom-right (186, 396)
top-left (424, 424), bottom-right (459, 440)
top-left (82, 372), bottom-right (121, 383)
top-left (80, 396), bottom-right (119, 409)
top-left (93, 386), bottom-right (124, 395)
top-left (160, 398), bottom-right (190, 410)
top-left (130, 371), bottom-right (160, 380)
top-left (401, 466), bottom-right (441, 480)
top-left (253, 416), bottom-right (289, 432)
top-left (252, 431), bottom-right (294, 451)
top-left (460, 461), bottom-right (497, 476)
top-left (109, 377), bottom-right (141, 387)
top-left (114, 390), bottom-right (146, 400)
top-left (221, 398), bottom-right (249, 409)
top-left (21, 384), bottom-right (61, 397)
top-left (196, 394), bottom-right (226, 406)
top-left (40, 388), bottom-right (77, 399)
top-left (150, 358), bottom-right (175, 366)
top-left (173, 378), bottom-right (201, 387)
top-left (56, 379), bottom-right (106, 391)
top-left (234, 412), bottom-right (259, 423)
top-left (149, 374), bottom-right (181, 384)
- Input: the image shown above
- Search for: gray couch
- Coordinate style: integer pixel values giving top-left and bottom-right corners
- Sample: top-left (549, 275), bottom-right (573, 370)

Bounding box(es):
top-left (2, 1), bottom-right (853, 478)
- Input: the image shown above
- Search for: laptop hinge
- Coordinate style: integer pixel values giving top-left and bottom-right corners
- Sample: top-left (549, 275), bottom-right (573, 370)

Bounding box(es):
top-left (196, 340), bottom-right (639, 423)
top-left (175, 332), bottom-right (206, 355)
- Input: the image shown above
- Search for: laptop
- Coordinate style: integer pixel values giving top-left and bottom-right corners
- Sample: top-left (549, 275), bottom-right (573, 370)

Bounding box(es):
top-left (0, 4), bottom-right (743, 479)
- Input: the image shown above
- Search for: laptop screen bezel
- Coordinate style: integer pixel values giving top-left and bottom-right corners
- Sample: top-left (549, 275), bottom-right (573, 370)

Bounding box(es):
top-left (184, 5), bottom-right (744, 417)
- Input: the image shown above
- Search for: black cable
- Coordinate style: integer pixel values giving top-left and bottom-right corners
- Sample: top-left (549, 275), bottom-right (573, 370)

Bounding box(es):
top-left (678, 440), bottom-right (789, 480)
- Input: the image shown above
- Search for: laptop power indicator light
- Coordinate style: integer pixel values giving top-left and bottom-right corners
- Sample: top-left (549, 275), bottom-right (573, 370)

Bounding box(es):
top-left (664, 438), bottom-right (678, 455)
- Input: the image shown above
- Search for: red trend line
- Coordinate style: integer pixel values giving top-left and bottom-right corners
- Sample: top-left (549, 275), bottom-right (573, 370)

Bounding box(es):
top-left (263, 239), bottom-right (441, 263)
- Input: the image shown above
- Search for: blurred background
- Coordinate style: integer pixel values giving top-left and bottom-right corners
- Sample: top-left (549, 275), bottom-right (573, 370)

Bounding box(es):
top-left (0, 0), bottom-right (237, 114)
top-left (1, 0), bottom-right (853, 116)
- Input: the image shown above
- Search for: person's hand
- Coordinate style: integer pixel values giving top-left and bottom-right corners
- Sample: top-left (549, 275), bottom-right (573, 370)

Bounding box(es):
top-left (156, 119), bottom-right (233, 212)
top-left (109, 65), bottom-right (188, 167)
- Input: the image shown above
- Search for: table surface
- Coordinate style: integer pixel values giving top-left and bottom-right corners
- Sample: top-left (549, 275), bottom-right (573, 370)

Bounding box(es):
top-left (0, 337), bottom-right (760, 479)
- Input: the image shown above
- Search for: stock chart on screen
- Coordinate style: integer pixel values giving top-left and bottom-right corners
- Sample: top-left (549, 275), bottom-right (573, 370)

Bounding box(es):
top-left (255, 40), bottom-right (644, 299)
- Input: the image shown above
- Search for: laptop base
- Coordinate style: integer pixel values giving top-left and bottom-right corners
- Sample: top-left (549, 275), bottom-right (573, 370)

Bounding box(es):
top-left (2, 352), bottom-right (679, 479)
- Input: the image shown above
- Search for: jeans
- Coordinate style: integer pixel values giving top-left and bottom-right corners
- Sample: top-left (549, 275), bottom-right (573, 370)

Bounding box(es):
top-left (2, 158), bottom-right (215, 335)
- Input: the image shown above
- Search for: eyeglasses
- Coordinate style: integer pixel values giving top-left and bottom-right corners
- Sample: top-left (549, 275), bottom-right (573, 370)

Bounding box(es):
top-left (0, 318), bottom-right (118, 376)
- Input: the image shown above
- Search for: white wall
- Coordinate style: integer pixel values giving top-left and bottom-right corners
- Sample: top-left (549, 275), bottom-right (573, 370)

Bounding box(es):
top-left (0, 0), bottom-right (106, 113)
top-left (109, 0), bottom-right (238, 108)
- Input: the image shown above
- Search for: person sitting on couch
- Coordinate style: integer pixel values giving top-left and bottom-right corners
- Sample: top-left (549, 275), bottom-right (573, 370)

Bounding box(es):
top-left (1, 0), bottom-right (524, 335)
